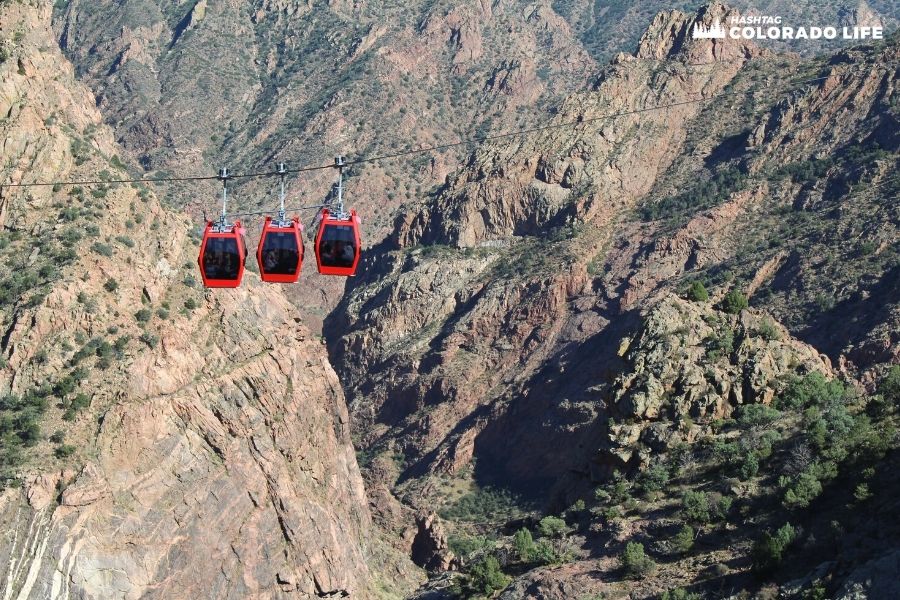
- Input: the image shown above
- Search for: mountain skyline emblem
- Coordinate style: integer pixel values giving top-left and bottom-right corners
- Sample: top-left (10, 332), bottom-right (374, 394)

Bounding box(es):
top-left (693, 18), bottom-right (727, 39)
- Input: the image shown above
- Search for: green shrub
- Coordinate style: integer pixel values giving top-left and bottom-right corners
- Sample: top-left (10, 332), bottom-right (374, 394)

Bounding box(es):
top-left (880, 366), bottom-right (900, 405)
top-left (90, 242), bottom-right (114, 257)
top-left (447, 535), bottom-right (492, 563)
top-left (34, 348), bottom-right (50, 365)
top-left (706, 327), bottom-right (734, 359)
top-left (782, 469), bottom-right (823, 509)
top-left (756, 318), bottom-right (781, 341)
top-left (671, 524), bottom-right (695, 555)
top-left (184, 298), bottom-right (198, 310)
top-left (466, 556), bottom-right (510, 596)
top-left (714, 495), bottom-right (733, 520)
top-left (115, 235), bottom-right (135, 248)
top-left (54, 444), bottom-right (76, 459)
top-left (853, 483), bottom-right (871, 503)
top-left (530, 539), bottom-right (561, 565)
top-left (737, 404), bottom-right (781, 429)
top-left (104, 278), bottom-right (118, 292)
top-left (712, 439), bottom-right (740, 467)
top-left (681, 491), bottom-right (710, 524)
top-left (49, 430), bottom-right (65, 444)
top-left (513, 528), bottom-right (535, 563)
top-left (804, 581), bottom-right (828, 600)
top-left (686, 281), bottom-right (709, 302)
top-left (638, 463), bottom-right (669, 494)
top-left (739, 452), bottom-right (760, 480)
top-left (601, 505), bottom-right (622, 522)
top-left (69, 393), bottom-right (90, 412)
top-left (96, 340), bottom-right (114, 359)
top-left (156, 308), bottom-right (169, 319)
top-left (779, 373), bottom-right (845, 410)
top-left (114, 336), bottom-right (130, 353)
top-left (18, 418), bottom-right (41, 446)
top-left (681, 491), bottom-right (730, 524)
top-left (752, 523), bottom-right (797, 574)
top-left (537, 516), bottom-right (569, 539)
top-left (595, 470), bottom-right (631, 505)
top-left (53, 376), bottom-right (76, 398)
top-left (620, 542), bottom-right (655, 579)
top-left (722, 289), bottom-right (748, 314)
top-left (569, 499), bottom-right (586, 514)
top-left (134, 309), bottom-right (152, 323)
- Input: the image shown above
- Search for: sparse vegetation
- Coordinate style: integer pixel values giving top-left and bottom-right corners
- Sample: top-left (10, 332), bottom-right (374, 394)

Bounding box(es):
top-left (620, 542), bottom-right (655, 579)
top-left (440, 486), bottom-right (528, 524)
top-left (686, 281), bottom-right (709, 302)
top-left (641, 166), bottom-right (748, 222)
top-left (670, 524), bottom-right (695, 555)
top-left (661, 589), bottom-right (701, 600)
top-left (751, 523), bottom-right (797, 574)
top-left (464, 556), bottom-right (510, 596)
top-left (721, 289), bottom-right (748, 314)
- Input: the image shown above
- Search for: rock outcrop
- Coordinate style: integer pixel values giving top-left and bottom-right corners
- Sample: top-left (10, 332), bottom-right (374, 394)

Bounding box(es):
top-left (410, 513), bottom-right (454, 572)
top-left (598, 294), bottom-right (832, 471)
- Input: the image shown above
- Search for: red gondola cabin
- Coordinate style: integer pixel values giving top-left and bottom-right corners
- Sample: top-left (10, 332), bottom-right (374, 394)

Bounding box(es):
top-left (198, 220), bottom-right (246, 288)
top-left (256, 216), bottom-right (304, 283)
top-left (314, 208), bottom-right (361, 276)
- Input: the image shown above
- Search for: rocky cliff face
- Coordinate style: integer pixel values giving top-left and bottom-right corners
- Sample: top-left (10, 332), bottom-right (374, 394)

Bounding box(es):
top-left (325, 3), bottom-right (899, 596)
top-left (0, 3), bottom-right (412, 598)
top-left (331, 2), bottom-right (766, 497)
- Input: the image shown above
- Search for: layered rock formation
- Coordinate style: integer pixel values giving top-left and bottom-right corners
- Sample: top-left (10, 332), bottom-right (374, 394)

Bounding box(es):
top-left (324, 5), bottom-right (898, 595)
top-left (1, 3), bottom-right (412, 598)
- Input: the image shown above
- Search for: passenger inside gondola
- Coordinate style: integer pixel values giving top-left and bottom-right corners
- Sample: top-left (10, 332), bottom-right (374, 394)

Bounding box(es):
top-left (260, 231), bottom-right (300, 275)
top-left (320, 225), bottom-right (357, 268)
top-left (203, 237), bottom-right (241, 280)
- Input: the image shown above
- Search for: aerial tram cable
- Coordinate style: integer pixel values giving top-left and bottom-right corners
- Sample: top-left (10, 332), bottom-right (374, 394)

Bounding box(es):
top-left (0, 67), bottom-right (888, 193)
top-left (1, 64), bottom-right (895, 289)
